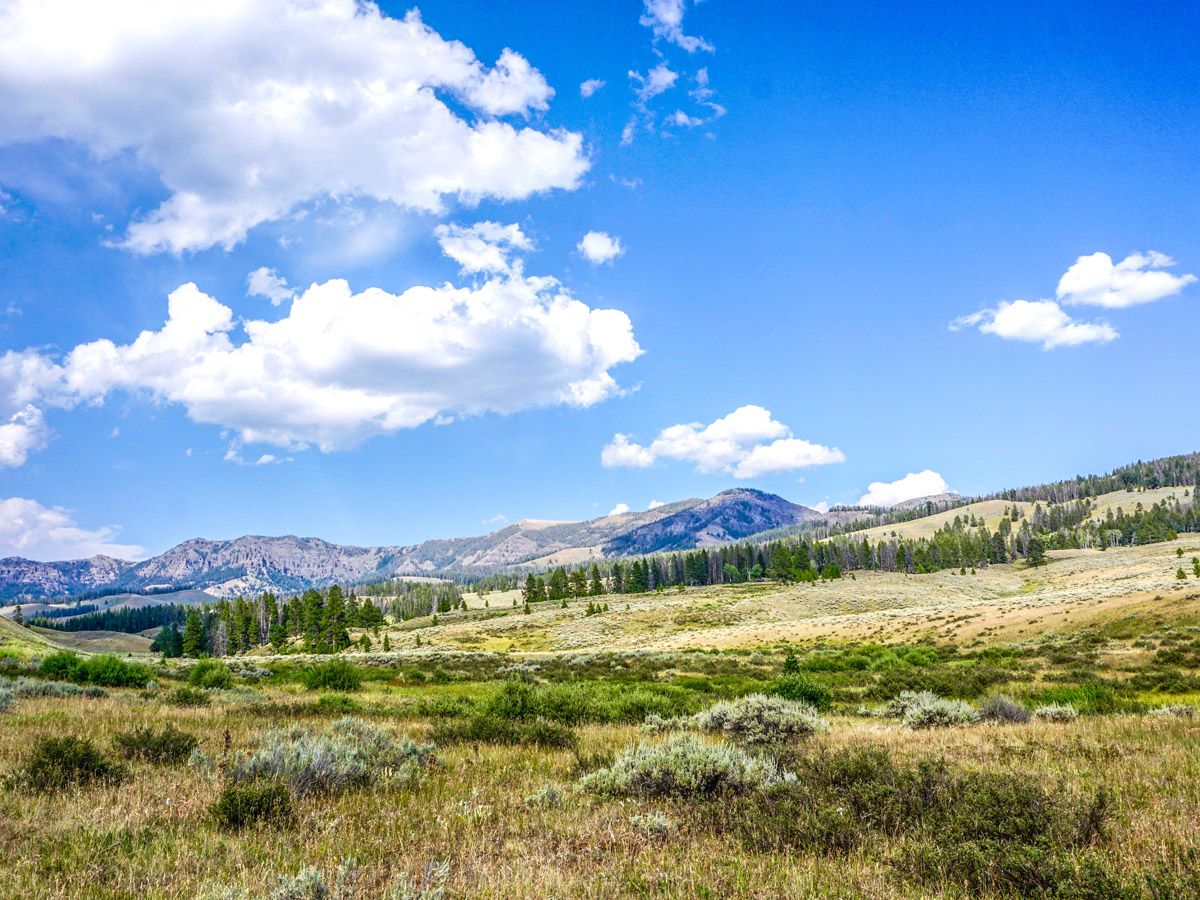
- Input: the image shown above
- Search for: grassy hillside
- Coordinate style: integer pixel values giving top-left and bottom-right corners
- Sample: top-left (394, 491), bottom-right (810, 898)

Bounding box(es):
top-left (27, 626), bottom-right (153, 655)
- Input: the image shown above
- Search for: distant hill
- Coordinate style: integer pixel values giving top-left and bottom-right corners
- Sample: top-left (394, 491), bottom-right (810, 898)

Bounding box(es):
top-left (603, 488), bottom-right (824, 555)
top-left (1, 450), bottom-right (1196, 603)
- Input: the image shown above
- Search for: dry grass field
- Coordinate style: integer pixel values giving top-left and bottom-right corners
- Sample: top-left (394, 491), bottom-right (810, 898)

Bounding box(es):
top-left (2, 529), bottom-right (1199, 898)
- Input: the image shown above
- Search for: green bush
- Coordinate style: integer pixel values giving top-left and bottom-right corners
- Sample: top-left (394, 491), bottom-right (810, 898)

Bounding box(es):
top-left (12, 735), bottom-right (126, 791)
top-left (315, 693), bottom-right (360, 714)
top-left (113, 724), bottom-right (198, 764)
top-left (484, 678), bottom-right (693, 725)
top-left (38, 651), bottom-right (80, 680)
top-left (768, 674), bottom-right (833, 710)
top-left (189, 659), bottom-right (233, 690)
top-left (210, 780), bottom-right (292, 830)
top-left (580, 735), bottom-right (785, 798)
top-left (60, 654), bottom-right (152, 688)
top-left (715, 747), bottom-right (1124, 896)
top-left (300, 660), bottom-right (363, 692)
top-left (0, 685), bottom-right (12, 713)
top-left (431, 715), bottom-right (576, 750)
top-left (167, 686), bottom-right (210, 707)
top-left (689, 694), bottom-right (828, 745)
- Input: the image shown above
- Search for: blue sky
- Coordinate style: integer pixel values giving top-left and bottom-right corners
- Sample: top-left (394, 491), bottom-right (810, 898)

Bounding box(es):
top-left (0, 0), bottom-right (1197, 560)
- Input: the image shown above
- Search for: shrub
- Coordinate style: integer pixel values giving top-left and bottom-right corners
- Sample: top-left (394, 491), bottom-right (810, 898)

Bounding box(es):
top-left (431, 715), bottom-right (576, 750)
top-left (113, 724), bottom-right (199, 764)
top-left (0, 686), bottom-right (12, 712)
top-left (524, 784), bottom-right (566, 808)
top-left (38, 651), bottom-right (80, 680)
top-left (210, 780), bottom-right (293, 831)
top-left (977, 694), bottom-right (1031, 724)
top-left (579, 735), bottom-right (786, 798)
top-left (231, 717), bottom-right (432, 795)
top-left (768, 674), bottom-right (833, 711)
top-left (1034, 703), bottom-right (1079, 722)
top-left (167, 686), bottom-right (211, 707)
top-left (714, 747), bottom-right (1124, 896)
top-left (315, 693), bottom-right (360, 714)
top-left (689, 694), bottom-right (828, 745)
top-left (1148, 704), bottom-right (1198, 718)
top-left (301, 660), bottom-right (362, 692)
top-left (885, 691), bottom-right (978, 728)
top-left (629, 811), bottom-right (674, 837)
top-left (71, 654), bottom-right (152, 688)
top-left (484, 678), bottom-right (692, 725)
top-left (5, 677), bottom-right (106, 699)
top-left (11, 735), bottom-right (126, 791)
top-left (189, 659), bottom-right (233, 690)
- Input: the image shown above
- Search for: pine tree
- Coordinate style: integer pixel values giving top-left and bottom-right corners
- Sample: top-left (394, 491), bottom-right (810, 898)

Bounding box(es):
top-left (182, 609), bottom-right (205, 657)
top-left (322, 586), bottom-right (350, 652)
top-left (382, 633), bottom-right (391, 652)
top-left (589, 564), bottom-right (605, 596)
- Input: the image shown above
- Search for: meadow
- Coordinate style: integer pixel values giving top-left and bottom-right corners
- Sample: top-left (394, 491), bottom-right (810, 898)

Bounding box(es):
top-left (1, 538), bottom-right (1199, 898)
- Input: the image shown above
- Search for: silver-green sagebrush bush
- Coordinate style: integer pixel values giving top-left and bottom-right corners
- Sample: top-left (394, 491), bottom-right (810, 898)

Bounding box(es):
top-left (0, 685), bottom-right (13, 712)
top-left (1034, 703), bottom-right (1080, 722)
top-left (886, 691), bottom-right (979, 728)
top-left (231, 717), bottom-right (433, 796)
top-left (579, 734), bottom-right (788, 798)
top-left (1148, 704), bottom-right (1197, 718)
top-left (688, 694), bottom-right (829, 745)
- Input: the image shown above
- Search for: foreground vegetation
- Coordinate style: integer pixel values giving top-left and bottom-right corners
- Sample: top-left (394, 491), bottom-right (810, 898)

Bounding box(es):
top-left (2, 594), bottom-right (1200, 899)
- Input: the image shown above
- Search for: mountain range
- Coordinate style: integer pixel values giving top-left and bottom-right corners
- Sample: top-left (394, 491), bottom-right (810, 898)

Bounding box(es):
top-left (0, 488), bottom-right (844, 601)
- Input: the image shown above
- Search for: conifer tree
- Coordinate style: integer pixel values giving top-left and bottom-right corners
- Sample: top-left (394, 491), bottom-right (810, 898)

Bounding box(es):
top-left (182, 609), bottom-right (205, 657)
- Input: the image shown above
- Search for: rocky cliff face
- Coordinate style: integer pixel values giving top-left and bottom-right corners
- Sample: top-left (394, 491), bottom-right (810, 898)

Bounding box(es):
top-left (0, 556), bottom-right (132, 601)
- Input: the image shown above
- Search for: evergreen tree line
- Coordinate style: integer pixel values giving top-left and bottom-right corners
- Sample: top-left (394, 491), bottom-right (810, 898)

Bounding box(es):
top-left (29, 603), bottom-right (188, 634)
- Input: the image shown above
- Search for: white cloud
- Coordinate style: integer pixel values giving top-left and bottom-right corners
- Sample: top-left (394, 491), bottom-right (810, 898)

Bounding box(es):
top-left (0, 405), bottom-right (48, 467)
top-left (1056, 251), bottom-right (1196, 309)
top-left (810, 501), bottom-right (830, 514)
top-left (0, 1), bottom-right (587, 253)
top-left (580, 78), bottom-right (606, 98)
top-left (484, 513), bottom-right (507, 525)
top-left (858, 470), bottom-right (949, 508)
top-left (0, 270), bottom-right (642, 457)
top-left (667, 110), bottom-right (704, 127)
top-left (647, 499), bottom-right (665, 510)
top-left (951, 300), bottom-right (1117, 350)
top-left (435, 221), bottom-right (532, 275)
top-left (953, 250), bottom-right (1193, 349)
top-left (640, 0), bottom-right (713, 53)
top-left (577, 231), bottom-right (624, 265)
top-left (607, 502), bottom-right (631, 516)
top-left (602, 405), bottom-right (845, 479)
top-left (246, 267), bottom-right (295, 306)
top-left (630, 63), bottom-right (679, 102)
top-left (0, 496), bottom-right (143, 560)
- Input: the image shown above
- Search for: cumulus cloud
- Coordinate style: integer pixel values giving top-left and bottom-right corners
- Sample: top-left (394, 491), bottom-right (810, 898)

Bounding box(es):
top-left (246, 267), bottom-right (295, 306)
top-left (577, 231), bottom-right (624, 265)
top-left (640, 0), bottom-right (713, 53)
top-left (0, 405), bottom-right (49, 467)
top-left (580, 78), bottom-right (606, 98)
top-left (858, 470), bottom-right (949, 508)
top-left (435, 221), bottom-right (533, 275)
top-left (0, 0), bottom-right (587, 253)
top-left (0, 270), bottom-right (642, 457)
top-left (1056, 251), bottom-right (1196, 309)
top-left (951, 300), bottom-right (1117, 350)
top-left (953, 250), bottom-right (1192, 349)
top-left (602, 405), bottom-right (845, 479)
top-left (647, 499), bottom-right (665, 510)
top-left (607, 502), bottom-right (631, 516)
top-left (0, 496), bottom-right (143, 560)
